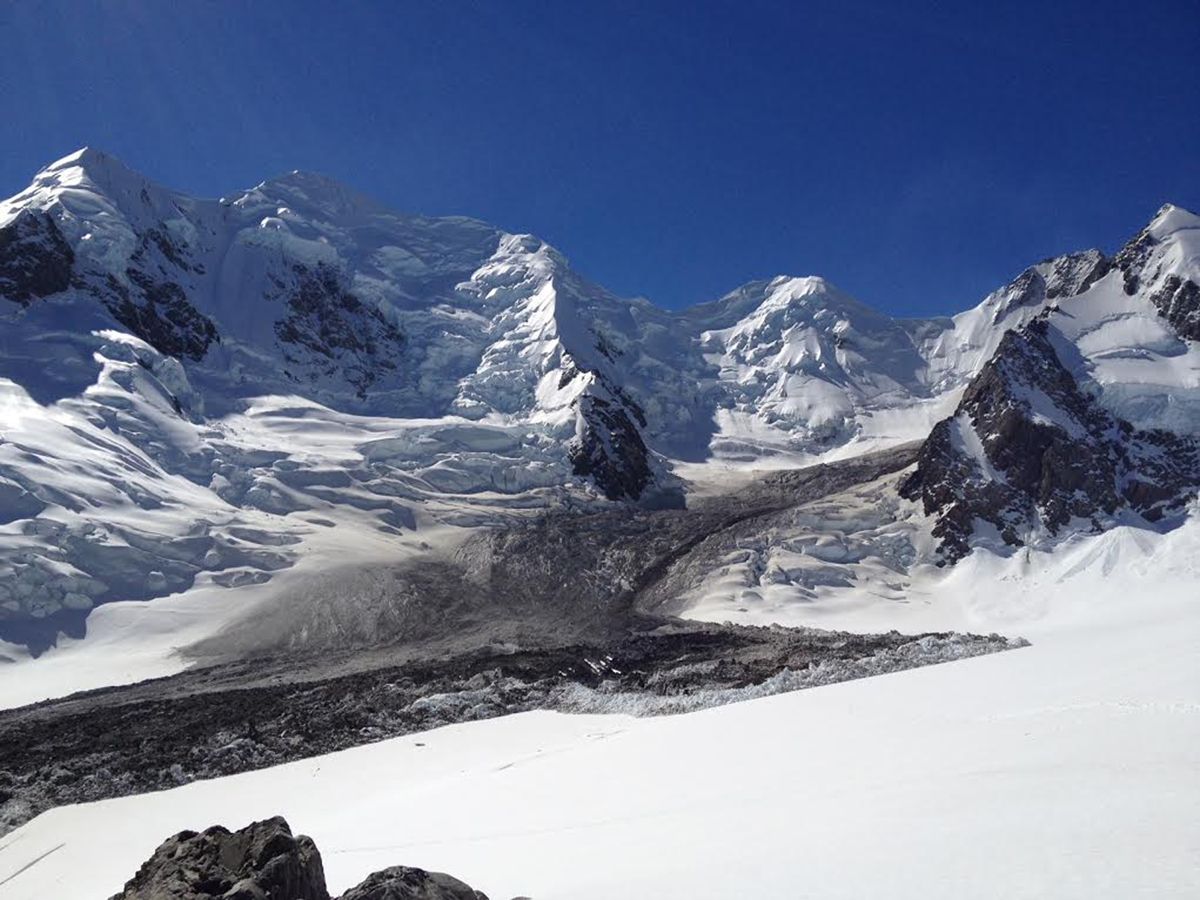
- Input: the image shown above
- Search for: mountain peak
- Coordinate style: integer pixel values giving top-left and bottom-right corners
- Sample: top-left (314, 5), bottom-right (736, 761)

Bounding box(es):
top-left (16, 147), bottom-right (187, 224)
top-left (36, 146), bottom-right (145, 188)
top-left (245, 169), bottom-right (384, 220)
top-left (0, 147), bottom-right (184, 233)
top-left (757, 274), bottom-right (891, 321)
top-left (766, 274), bottom-right (845, 300)
top-left (767, 273), bottom-right (833, 292)
top-left (1148, 202), bottom-right (1200, 240)
top-left (260, 168), bottom-right (353, 192)
top-left (42, 146), bottom-right (118, 170)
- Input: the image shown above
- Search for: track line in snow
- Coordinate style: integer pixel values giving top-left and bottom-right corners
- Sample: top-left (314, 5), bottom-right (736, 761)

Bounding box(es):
top-left (0, 842), bottom-right (65, 887)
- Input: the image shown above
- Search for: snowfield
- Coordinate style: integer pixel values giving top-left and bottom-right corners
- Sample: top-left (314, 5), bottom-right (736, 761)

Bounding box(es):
top-left (3, 518), bottom-right (1197, 899)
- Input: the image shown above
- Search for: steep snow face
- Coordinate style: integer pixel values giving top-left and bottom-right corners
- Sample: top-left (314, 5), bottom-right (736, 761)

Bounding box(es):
top-left (919, 249), bottom-right (1110, 394)
top-left (451, 234), bottom-right (623, 424)
top-left (687, 276), bottom-right (933, 460)
top-left (216, 172), bottom-right (504, 416)
top-left (448, 233), bottom-right (679, 502)
top-left (1053, 204), bottom-right (1200, 433)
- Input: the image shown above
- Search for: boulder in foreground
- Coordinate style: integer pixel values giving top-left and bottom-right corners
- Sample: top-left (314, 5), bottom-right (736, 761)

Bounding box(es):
top-left (110, 815), bottom-right (489, 900)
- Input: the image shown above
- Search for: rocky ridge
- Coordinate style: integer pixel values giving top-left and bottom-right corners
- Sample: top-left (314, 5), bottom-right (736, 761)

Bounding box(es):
top-left (903, 205), bottom-right (1200, 561)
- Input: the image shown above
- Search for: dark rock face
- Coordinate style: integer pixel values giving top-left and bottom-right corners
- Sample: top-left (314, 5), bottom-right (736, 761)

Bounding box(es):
top-left (1039, 251), bottom-right (1111, 300)
top-left (0, 203), bottom-right (219, 360)
top-left (112, 816), bottom-right (328, 900)
top-left (570, 380), bottom-right (654, 502)
top-left (1110, 210), bottom-right (1200, 340)
top-left (106, 270), bottom-right (219, 361)
top-left (562, 357), bottom-right (674, 504)
top-left (900, 417), bottom-right (1001, 563)
top-left (0, 209), bottom-right (75, 305)
top-left (903, 319), bottom-right (1200, 562)
top-left (274, 263), bottom-right (405, 398)
top-left (99, 222), bottom-right (219, 361)
top-left (1112, 221), bottom-right (1159, 295)
top-left (1149, 274), bottom-right (1200, 341)
top-left (339, 867), bottom-right (488, 900)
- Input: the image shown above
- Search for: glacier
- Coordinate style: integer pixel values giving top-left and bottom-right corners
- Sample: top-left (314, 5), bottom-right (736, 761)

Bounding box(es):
top-left (1, 150), bottom-right (1198, 672)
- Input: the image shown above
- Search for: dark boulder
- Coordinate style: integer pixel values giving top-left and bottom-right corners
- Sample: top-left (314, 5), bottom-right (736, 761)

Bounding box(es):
top-left (111, 816), bottom-right (327, 900)
top-left (110, 816), bottom-right (492, 900)
top-left (338, 866), bottom-right (489, 900)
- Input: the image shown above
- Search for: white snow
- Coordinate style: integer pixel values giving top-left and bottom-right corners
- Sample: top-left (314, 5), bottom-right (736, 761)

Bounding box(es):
top-left (949, 412), bottom-right (1005, 481)
top-left (3, 517), bottom-right (1197, 900)
top-left (1048, 270), bottom-right (1200, 435)
top-left (689, 275), bottom-right (936, 462)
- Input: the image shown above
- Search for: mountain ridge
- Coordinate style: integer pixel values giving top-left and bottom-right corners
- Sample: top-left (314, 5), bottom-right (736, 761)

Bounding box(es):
top-left (1, 147), bottom-right (1197, 662)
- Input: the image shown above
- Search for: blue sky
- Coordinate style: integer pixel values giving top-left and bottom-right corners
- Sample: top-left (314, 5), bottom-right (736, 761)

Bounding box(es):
top-left (1, 0), bottom-right (1196, 315)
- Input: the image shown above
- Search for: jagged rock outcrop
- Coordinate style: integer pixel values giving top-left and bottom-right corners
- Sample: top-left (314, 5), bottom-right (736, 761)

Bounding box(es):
top-left (1149, 273), bottom-right (1200, 341)
top-left (338, 867), bottom-right (488, 900)
top-left (272, 262), bottom-right (405, 397)
top-left (103, 271), bottom-right (219, 361)
top-left (112, 816), bottom-right (328, 900)
top-left (902, 203), bottom-right (1200, 562)
top-left (903, 318), bottom-right (1200, 561)
top-left (110, 816), bottom-right (490, 900)
top-left (996, 250), bottom-right (1110, 314)
top-left (1112, 204), bottom-right (1200, 339)
top-left (0, 208), bottom-right (75, 305)
top-left (101, 221), bottom-right (219, 360)
top-left (568, 370), bottom-right (657, 502)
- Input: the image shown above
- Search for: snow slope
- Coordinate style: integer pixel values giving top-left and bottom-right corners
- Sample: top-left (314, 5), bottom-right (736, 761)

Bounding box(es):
top-left (1052, 205), bottom-right (1200, 433)
top-left (3, 517), bottom-right (1197, 899)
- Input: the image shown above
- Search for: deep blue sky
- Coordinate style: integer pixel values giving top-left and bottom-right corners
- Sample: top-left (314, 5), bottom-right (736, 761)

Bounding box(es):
top-left (1, 0), bottom-right (1197, 315)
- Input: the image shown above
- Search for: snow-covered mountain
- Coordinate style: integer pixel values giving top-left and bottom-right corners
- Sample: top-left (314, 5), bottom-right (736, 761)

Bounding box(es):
top-left (904, 204), bottom-right (1200, 561)
top-left (0, 149), bottom-right (688, 651)
top-left (1, 148), bottom-right (1197, 666)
